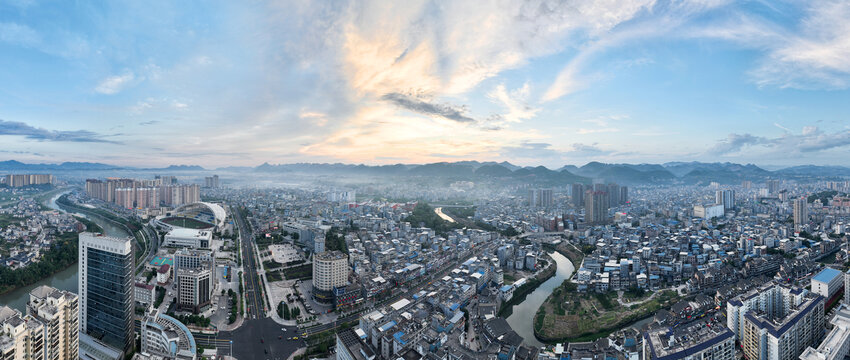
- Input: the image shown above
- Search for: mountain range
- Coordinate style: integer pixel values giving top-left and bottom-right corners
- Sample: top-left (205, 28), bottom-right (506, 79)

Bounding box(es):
top-left (1, 159), bottom-right (848, 184)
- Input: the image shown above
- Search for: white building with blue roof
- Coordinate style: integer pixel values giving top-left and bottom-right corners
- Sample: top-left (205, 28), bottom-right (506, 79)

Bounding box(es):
top-left (811, 267), bottom-right (843, 300)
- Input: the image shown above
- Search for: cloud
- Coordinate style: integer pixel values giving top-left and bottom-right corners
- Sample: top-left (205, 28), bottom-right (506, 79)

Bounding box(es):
top-left (95, 72), bottom-right (135, 94)
top-left (709, 127), bottom-right (850, 155)
top-left (487, 83), bottom-right (539, 124)
top-left (565, 142), bottom-right (612, 155)
top-left (748, 1), bottom-right (850, 89)
top-left (707, 133), bottom-right (767, 154)
top-left (501, 142), bottom-right (563, 160)
top-left (0, 119), bottom-right (120, 143)
top-left (139, 120), bottom-right (159, 126)
top-left (380, 92), bottom-right (474, 123)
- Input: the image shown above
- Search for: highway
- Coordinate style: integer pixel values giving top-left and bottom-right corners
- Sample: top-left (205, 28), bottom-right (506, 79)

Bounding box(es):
top-left (233, 206), bottom-right (265, 319)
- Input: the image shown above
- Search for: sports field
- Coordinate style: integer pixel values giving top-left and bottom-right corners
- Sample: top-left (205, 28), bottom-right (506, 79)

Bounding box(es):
top-left (149, 256), bottom-right (173, 266)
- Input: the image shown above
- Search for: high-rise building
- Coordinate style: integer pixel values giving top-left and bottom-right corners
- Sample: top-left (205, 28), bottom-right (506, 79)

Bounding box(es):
top-left (727, 283), bottom-right (824, 360)
top-left (26, 286), bottom-right (79, 360)
top-left (86, 178), bottom-right (200, 209)
top-left (204, 175), bottom-right (220, 189)
top-left (606, 183), bottom-right (620, 207)
top-left (793, 197), bottom-right (808, 226)
top-left (173, 249), bottom-right (215, 312)
top-left (527, 189), bottom-right (553, 207)
top-left (800, 304), bottom-right (850, 360)
top-left (767, 179), bottom-right (780, 194)
top-left (313, 251), bottom-right (349, 304)
top-left (0, 306), bottom-right (45, 360)
top-left (619, 186), bottom-right (628, 205)
top-left (642, 318), bottom-right (734, 360)
top-left (571, 183), bottom-right (585, 207)
top-left (716, 189), bottom-right (735, 210)
top-left (585, 190), bottom-right (609, 225)
top-left (78, 232), bottom-right (134, 355)
top-left (3, 174), bottom-right (54, 187)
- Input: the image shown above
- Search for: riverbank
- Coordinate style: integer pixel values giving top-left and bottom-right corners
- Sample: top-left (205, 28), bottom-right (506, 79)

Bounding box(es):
top-left (533, 285), bottom-right (680, 343)
top-left (497, 255), bottom-right (557, 318)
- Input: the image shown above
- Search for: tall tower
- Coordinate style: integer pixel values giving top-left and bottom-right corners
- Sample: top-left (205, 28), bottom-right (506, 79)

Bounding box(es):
top-left (79, 232), bottom-right (134, 355)
top-left (716, 189), bottom-right (735, 210)
top-left (571, 183), bottom-right (585, 207)
top-left (793, 198), bottom-right (808, 226)
top-left (585, 190), bottom-right (609, 225)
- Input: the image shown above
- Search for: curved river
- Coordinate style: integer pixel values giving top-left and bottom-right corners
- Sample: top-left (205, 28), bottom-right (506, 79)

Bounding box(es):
top-left (506, 251), bottom-right (575, 348)
top-left (0, 191), bottom-right (129, 312)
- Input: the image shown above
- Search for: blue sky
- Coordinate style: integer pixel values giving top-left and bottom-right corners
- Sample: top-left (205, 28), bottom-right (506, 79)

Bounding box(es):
top-left (1, 0), bottom-right (849, 168)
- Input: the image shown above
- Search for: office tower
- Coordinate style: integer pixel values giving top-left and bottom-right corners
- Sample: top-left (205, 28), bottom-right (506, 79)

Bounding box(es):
top-left (26, 286), bottom-right (79, 360)
top-left (571, 184), bottom-right (585, 207)
top-left (607, 183), bottom-right (620, 207)
top-left (313, 251), bottom-right (349, 304)
top-left (767, 179), bottom-right (780, 194)
top-left (585, 190), bottom-right (609, 225)
top-left (79, 232), bottom-right (134, 355)
top-left (793, 197), bottom-right (808, 225)
top-left (173, 249), bottom-right (215, 312)
top-left (0, 306), bottom-right (45, 360)
top-left (716, 189), bottom-right (735, 210)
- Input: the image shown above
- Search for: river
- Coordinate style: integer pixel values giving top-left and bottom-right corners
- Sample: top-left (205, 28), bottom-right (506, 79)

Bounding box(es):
top-left (0, 191), bottom-right (129, 312)
top-left (506, 251), bottom-right (575, 348)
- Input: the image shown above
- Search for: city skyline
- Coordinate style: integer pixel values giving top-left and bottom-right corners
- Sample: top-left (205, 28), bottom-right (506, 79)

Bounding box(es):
top-left (1, 1), bottom-right (849, 168)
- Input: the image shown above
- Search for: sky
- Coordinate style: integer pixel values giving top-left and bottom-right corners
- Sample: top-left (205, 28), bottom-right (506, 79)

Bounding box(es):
top-left (1, 0), bottom-right (849, 168)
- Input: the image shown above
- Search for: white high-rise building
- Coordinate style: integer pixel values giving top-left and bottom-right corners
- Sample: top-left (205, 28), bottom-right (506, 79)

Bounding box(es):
top-left (313, 251), bottom-right (349, 304)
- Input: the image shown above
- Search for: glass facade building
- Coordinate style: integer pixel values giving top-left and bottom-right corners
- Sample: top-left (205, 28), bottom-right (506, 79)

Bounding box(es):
top-left (79, 232), bottom-right (135, 355)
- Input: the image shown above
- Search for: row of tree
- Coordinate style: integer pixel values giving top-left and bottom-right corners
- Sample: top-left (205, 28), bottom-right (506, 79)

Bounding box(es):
top-left (0, 232), bottom-right (78, 294)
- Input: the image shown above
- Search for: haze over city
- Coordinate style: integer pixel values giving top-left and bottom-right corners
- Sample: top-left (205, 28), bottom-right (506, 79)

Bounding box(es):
top-left (1, 1), bottom-right (849, 168)
top-left (3, 2), bottom-right (850, 360)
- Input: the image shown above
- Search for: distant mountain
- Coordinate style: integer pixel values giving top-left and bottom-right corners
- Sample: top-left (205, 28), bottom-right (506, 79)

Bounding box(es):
top-left (474, 164), bottom-right (513, 177)
top-left (408, 162), bottom-right (473, 177)
top-left (0, 160), bottom-right (124, 171)
top-left (156, 165), bottom-right (206, 171)
top-left (775, 165), bottom-right (850, 177)
top-left (663, 162), bottom-right (769, 178)
top-left (557, 165), bottom-right (580, 173)
top-left (569, 162), bottom-right (676, 184)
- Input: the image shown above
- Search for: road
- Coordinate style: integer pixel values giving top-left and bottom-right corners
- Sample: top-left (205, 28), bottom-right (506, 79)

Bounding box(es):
top-left (138, 318), bottom-right (303, 359)
top-left (135, 224), bottom-right (159, 274)
top-left (233, 206), bottom-right (265, 319)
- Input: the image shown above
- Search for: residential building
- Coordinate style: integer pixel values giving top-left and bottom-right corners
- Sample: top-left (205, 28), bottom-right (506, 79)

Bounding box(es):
top-left (26, 285), bottom-right (79, 360)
